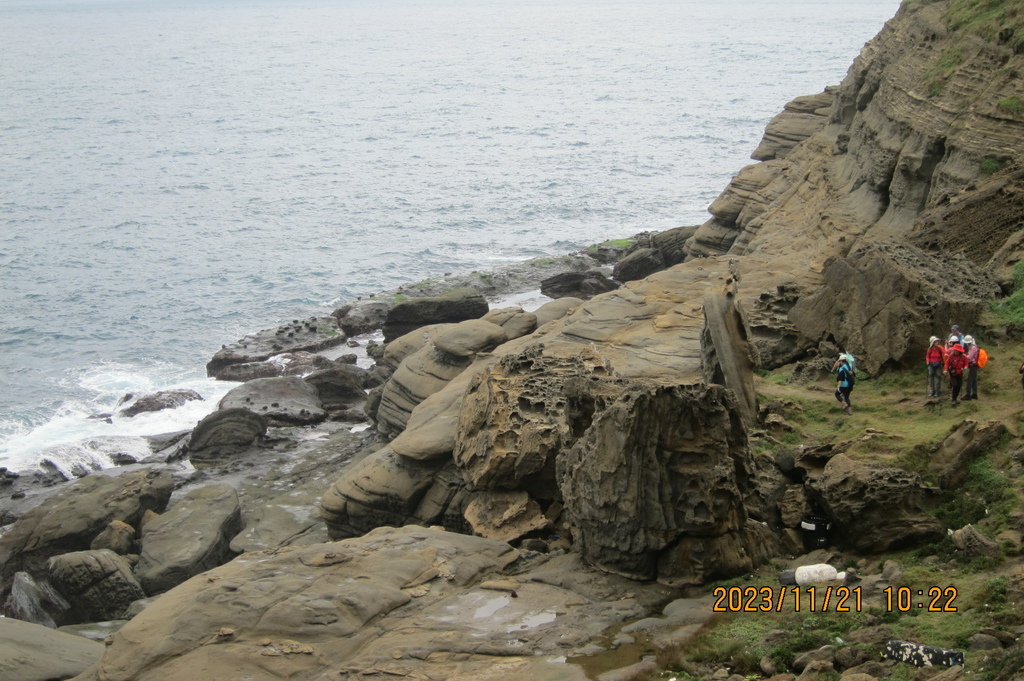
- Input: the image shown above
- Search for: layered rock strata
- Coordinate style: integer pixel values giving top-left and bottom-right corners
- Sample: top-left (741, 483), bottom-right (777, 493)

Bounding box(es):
top-left (72, 526), bottom-right (675, 681)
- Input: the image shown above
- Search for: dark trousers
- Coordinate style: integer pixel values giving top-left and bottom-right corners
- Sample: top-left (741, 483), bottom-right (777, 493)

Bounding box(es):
top-left (835, 386), bottom-right (852, 407)
top-left (928, 363), bottom-right (943, 397)
top-left (950, 373), bottom-right (963, 402)
top-left (965, 366), bottom-right (978, 399)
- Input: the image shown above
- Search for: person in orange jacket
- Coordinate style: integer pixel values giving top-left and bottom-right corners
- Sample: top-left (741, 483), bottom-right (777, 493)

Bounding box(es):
top-left (946, 344), bottom-right (969, 406)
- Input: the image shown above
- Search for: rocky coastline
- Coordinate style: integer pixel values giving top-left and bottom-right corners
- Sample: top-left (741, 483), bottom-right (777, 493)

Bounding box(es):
top-left (4, 2), bottom-right (1024, 680)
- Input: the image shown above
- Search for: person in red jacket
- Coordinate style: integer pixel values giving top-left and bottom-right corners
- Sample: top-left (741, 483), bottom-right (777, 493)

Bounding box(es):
top-left (926, 335), bottom-right (946, 398)
top-left (946, 344), bottom-right (969, 406)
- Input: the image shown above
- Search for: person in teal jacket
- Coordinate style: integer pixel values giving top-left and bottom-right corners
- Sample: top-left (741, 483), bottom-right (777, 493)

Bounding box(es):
top-left (835, 354), bottom-right (854, 415)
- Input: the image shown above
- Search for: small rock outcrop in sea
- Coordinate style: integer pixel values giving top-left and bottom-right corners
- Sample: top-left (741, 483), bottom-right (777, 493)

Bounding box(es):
top-left (214, 351), bottom-right (335, 382)
top-left (116, 388), bottom-right (204, 418)
top-left (539, 270), bottom-right (620, 298)
top-left (206, 315), bottom-right (346, 379)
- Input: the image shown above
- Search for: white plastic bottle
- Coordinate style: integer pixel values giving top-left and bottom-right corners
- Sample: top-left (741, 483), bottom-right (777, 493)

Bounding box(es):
top-left (778, 564), bottom-right (847, 585)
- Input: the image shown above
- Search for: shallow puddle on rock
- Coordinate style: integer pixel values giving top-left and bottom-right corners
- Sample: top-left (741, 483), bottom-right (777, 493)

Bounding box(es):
top-left (474, 595), bottom-right (510, 619)
top-left (510, 611), bottom-right (556, 631)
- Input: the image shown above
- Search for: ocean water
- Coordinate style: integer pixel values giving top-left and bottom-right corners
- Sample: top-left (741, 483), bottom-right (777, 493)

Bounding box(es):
top-left (0, 0), bottom-right (902, 471)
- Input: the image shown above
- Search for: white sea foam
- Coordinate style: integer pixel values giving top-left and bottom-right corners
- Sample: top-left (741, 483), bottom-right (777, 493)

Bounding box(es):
top-left (0, 369), bottom-right (237, 473)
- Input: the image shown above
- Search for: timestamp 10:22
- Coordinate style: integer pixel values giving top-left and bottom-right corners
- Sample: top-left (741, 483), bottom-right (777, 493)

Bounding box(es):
top-left (884, 586), bottom-right (958, 612)
top-left (710, 585), bottom-right (958, 613)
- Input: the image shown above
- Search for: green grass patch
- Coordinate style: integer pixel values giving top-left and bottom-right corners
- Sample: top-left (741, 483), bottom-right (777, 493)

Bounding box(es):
top-left (932, 46), bottom-right (966, 74)
top-left (990, 259), bottom-right (1024, 324)
top-left (997, 95), bottom-right (1024, 115)
top-left (944, 0), bottom-right (1024, 52)
top-left (586, 238), bottom-right (635, 252)
top-left (981, 156), bottom-right (1006, 175)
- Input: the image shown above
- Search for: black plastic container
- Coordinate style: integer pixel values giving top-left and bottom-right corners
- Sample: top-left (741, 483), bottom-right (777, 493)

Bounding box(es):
top-left (800, 512), bottom-right (831, 551)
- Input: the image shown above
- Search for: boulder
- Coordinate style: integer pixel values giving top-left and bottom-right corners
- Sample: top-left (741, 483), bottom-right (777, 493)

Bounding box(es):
top-left (0, 470), bottom-right (173, 608)
top-left (215, 352), bottom-right (334, 382)
top-left (389, 365), bottom-right (487, 461)
top-left (0, 616), bottom-right (104, 681)
top-left (116, 389), bottom-right (204, 417)
top-left (789, 242), bottom-right (1001, 374)
top-left (804, 453), bottom-right (944, 552)
top-left (207, 316), bottom-right (345, 379)
top-left (4, 571), bottom-right (68, 628)
top-left (48, 549), bottom-right (146, 623)
top-left (434, 319), bottom-right (509, 357)
top-left (613, 247), bottom-right (665, 283)
top-left (90, 520), bottom-right (138, 555)
top-left (481, 307), bottom-right (538, 339)
top-left (218, 377), bottom-right (326, 425)
top-left (187, 407), bottom-right (267, 461)
top-left (533, 297), bottom-right (584, 326)
top-left (303, 365), bottom-right (368, 410)
top-left (134, 484), bottom-right (243, 595)
top-left (382, 287), bottom-right (490, 342)
top-left (557, 380), bottom-right (758, 582)
top-left (463, 490), bottom-right (551, 542)
top-left (333, 299), bottom-right (392, 337)
top-left (950, 524), bottom-right (1000, 559)
top-left (540, 271), bottom-right (620, 298)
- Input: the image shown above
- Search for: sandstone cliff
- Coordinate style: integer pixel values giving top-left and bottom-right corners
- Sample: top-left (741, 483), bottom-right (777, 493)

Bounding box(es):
top-left (322, 0), bottom-right (1024, 589)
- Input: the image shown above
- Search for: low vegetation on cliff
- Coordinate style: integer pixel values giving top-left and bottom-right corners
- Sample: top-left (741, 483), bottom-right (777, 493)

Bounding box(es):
top-left (637, 331), bottom-right (1024, 681)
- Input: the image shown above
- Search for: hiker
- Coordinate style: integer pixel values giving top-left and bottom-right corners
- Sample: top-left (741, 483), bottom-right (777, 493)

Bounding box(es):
top-left (962, 335), bottom-right (980, 400)
top-left (926, 335), bottom-right (946, 398)
top-left (946, 344), bottom-right (969, 406)
top-left (949, 325), bottom-right (964, 345)
top-left (835, 354), bottom-right (854, 415)
top-left (1019, 359), bottom-right (1024, 400)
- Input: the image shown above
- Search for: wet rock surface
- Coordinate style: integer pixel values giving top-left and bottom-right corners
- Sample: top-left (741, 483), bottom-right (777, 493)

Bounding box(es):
top-left (206, 316), bottom-right (346, 379)
top-left (116, 389), bottom-right (204, 418)
top-left (219, 377), bottom-right (327, 426)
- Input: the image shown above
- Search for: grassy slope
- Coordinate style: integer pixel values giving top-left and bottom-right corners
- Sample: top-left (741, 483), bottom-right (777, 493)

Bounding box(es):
top-left (639, 327), bottom-right (1024, 681)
